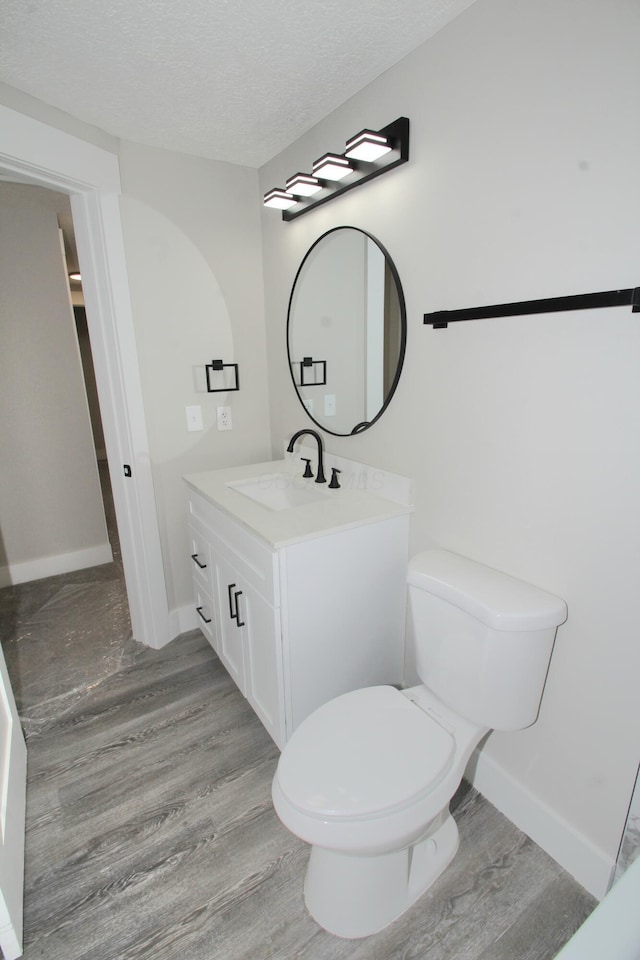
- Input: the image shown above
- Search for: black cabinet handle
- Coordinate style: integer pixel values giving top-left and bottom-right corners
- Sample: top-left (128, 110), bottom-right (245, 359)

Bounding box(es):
top-left (234, 590), bottom-right (245, 628)
top-left (227, 583), bottom-right (245, 627)
top-left (191, 553), bottom-right (207, 570)
top-left (228, 582), bottom-right (237, 619)
top-left (196, 605), bottom-right (212, 624)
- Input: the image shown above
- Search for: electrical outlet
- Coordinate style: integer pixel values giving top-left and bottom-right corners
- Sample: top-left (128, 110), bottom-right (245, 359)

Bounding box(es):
top-left (217, 405), bottom-right (232, 431)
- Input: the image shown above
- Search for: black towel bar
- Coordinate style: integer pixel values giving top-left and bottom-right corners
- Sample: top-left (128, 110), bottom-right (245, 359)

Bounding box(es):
top-left (424, 287), bottom-right (640, 328)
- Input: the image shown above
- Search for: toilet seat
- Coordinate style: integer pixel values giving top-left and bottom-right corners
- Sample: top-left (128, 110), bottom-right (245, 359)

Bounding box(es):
top-left (276, 686), bottom-right (455, 821)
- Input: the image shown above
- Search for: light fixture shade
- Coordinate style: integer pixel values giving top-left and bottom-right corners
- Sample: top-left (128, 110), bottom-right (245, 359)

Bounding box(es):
top-left (68, 272), bottom-right (82, 282)
top-left (264, 188), bottom-right (297, 210)
top-left (312, 153), bottom-right (352, 181)
top-left (344, 130), bottom-right (392, 162)
top-left (285, 173), bottom-right (322, 197)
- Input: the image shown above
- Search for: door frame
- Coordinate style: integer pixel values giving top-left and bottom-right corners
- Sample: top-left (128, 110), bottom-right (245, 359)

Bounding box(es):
top-left (0, 104), bottom-right (170, 648)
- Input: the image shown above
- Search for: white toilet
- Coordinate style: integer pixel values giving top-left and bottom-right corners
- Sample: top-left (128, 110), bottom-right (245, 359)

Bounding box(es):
top-left (272, 549), bottom-right (567, 939)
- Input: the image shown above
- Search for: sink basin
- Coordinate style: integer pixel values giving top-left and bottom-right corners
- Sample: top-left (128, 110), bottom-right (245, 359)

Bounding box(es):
top-left (226, 473), bottom-right (330, 511)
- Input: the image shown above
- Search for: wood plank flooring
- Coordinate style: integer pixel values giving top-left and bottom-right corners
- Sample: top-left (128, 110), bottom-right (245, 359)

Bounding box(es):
top-left (1, 559), bottom-right (596, 960)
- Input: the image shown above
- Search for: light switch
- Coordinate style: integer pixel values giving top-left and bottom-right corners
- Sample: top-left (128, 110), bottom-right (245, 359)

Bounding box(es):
top-left (186, 405), bottom-right (203, 432)
top-left (324, 394), bottom-right (336, 416)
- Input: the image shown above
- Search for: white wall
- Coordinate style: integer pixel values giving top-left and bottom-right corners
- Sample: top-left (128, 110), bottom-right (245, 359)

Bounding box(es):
top-left (0, 87), bottom-right (272, 635)
top-left (118, 142), bottom-right (272, 617)
top-left (0, 184), bottom-right (111, 582)
top-left (260, 0), bottom-right (640, 896)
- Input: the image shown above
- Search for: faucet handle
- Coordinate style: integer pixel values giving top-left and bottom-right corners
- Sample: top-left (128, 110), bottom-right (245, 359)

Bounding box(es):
top-left (329, 467), bottom-right (341, 489)
top-left (301, 457), bottom-right (313, 479)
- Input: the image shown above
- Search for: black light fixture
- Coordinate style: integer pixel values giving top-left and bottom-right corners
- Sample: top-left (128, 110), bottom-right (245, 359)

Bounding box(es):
top-left (344, 129), bottom-right (392, 162)
top-left (311, 153), bottom-right (352, 181)
top-left (263, 188), bottom-right (296, 211)
top-left (285, 173), bottom-right (322, 197)
top-left (263, 117), bottom-right (409, 222)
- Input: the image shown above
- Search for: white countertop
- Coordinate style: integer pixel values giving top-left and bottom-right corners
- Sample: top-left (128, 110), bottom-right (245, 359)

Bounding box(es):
top-left (184, 457), bottom-right (413, 549)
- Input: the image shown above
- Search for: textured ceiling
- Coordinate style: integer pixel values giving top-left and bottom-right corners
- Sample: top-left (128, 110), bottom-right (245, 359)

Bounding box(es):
top-left (0, 0), bottom-right (477, 168)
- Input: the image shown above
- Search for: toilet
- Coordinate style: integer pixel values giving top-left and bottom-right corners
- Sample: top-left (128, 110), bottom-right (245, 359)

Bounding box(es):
top-left (272, 549), bottom-right (567, 939)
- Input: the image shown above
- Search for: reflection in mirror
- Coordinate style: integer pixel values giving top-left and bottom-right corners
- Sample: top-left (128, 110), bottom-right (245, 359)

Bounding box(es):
top-left (287, 227), bottom-right (406, 436)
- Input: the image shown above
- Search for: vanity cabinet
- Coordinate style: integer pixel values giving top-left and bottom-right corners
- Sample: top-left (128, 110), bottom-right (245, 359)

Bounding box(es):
top-left (186, 486), bottom-right (409, 750)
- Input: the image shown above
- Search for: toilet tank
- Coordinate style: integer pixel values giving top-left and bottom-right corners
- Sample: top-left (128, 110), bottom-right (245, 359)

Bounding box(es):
top-left (407, 550), bottom-right (567, 730)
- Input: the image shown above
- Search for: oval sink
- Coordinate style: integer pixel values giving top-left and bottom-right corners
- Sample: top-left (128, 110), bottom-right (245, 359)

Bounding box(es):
top-left (226, 473), bottom-right (330, 511)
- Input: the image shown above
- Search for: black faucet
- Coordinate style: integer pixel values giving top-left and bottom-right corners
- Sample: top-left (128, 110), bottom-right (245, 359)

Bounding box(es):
top-left (287, 429), bottom-right (326, 484)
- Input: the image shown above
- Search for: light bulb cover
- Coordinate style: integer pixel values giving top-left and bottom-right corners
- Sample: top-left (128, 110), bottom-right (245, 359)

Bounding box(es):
top-left (264, 188), bottom-right (297, 210)
top-left (344, 130), bottom-right (392, 162)
top-left (285, 173), bottom-right (323, 197)
top-left (68, 272), bottom-right (82, 282)
top-left (312, 153), bottom-right (352, 181)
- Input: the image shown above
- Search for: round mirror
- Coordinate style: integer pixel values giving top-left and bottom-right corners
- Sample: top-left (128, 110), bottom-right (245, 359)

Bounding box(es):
top-left (287, 227), bottom-right (406, 436)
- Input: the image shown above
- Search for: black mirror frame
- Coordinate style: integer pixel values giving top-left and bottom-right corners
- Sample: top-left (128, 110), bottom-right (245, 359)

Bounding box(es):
top-left (286, 226), bottom-right (407, 437)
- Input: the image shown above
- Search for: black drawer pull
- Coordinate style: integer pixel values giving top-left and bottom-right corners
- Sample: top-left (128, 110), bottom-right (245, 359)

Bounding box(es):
top-left (191, 552), bottom-right (207, 570)
top-left (196, 605), bottom-right (212, 624)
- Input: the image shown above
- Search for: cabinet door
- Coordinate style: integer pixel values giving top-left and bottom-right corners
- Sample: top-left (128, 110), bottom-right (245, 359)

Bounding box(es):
top-left (213, 549), bottom-right (247, 696)
top-left (212, 544), bottom-right (284, 747)
top-left (241, 586), bottom-right (285, 748)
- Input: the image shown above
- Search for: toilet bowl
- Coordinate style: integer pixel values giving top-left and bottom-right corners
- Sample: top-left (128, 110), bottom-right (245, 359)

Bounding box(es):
top-left (272, 549), bottom-right (567, 939)
top-left (272, 683), bottom-right (487, 938)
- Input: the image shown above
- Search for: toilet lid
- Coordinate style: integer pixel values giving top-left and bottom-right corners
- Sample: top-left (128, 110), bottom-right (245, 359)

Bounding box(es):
top-left (277, 686), bottom-right (455, 820)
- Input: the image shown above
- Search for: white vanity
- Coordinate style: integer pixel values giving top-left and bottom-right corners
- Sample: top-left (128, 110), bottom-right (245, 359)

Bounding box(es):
top-left (184, 451), bottom-right (412, 748)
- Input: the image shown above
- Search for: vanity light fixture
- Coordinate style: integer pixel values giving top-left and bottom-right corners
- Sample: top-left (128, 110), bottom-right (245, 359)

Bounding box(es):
top-left (286, 173), bottom-right (322, 197)
top-left (263, 188), bottom-right (297, 210)
top-left (344, 130), bottom-right (391, 162)
top-left (68, 272), bottom-right (82, 283)
top-left (263, 117), bottom-right (409, 222)
top-left (312, 153), bottom-right (352, 181)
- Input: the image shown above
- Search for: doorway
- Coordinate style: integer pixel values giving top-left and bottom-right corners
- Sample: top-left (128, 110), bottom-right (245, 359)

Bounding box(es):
top-left (0, 102), bottom-right (170, 648)
top-left (0, 181), bottom-right (120, 583)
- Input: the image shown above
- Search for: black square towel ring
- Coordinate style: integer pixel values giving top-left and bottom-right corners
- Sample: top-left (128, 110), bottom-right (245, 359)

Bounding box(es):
top-left (424, 287), bottom-right (640, 328)
top-left (297, 357), bottom-right (327, 387)
top-left (205, 359), bottom-right (240, 393)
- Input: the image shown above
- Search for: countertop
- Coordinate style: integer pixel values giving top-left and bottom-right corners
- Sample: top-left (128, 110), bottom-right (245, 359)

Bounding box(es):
top-left (184, 457), bottom-right (413, 549)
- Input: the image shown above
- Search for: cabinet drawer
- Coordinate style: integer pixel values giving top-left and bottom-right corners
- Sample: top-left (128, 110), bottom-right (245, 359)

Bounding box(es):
top-left (188, 493), bottom-right (278, 606)
top-left (193, 584), bottom-right (217, 652)
top-left (187, 522), bottom-right (213, 592)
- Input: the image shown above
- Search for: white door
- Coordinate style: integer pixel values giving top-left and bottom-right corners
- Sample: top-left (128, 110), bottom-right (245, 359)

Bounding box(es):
top-left (0, 646), bottom-right (26, 960)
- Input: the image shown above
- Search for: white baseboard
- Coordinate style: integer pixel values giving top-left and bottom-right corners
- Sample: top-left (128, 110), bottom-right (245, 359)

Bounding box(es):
top-left (0, 543), bottom-right (113, 587)
top-left (168, 603), bottom-right (199, 644)
top-left (466, 746), bottom-right (614, 900)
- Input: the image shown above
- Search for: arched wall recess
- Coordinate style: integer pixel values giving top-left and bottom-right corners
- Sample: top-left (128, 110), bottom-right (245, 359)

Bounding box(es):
top-left (0, 104), bottom-right (170, 649)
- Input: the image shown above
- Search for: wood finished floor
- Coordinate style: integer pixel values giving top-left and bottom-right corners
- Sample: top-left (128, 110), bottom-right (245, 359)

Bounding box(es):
top-left (1, 559), bottom-right (596, 960)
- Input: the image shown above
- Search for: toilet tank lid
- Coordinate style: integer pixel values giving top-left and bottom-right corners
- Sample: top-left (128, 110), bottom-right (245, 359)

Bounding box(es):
top-left (408, 550), bottom-right (568, 630)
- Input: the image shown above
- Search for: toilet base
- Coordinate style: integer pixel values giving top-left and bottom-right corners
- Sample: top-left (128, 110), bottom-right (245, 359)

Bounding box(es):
top-left (303, 810), bottom-right (460, 939)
